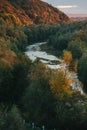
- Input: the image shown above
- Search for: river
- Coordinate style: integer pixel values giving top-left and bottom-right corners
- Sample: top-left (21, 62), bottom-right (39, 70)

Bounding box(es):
top-left (25, 42), bottom-right (84, 94)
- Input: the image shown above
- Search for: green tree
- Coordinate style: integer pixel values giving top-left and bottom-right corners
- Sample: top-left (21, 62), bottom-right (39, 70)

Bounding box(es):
top-left (2, 105), bottom-right (25, 130)
top-left (68, 41), bottom-right (83, 59)
top-left (22, 61), bottom-right (56, 128)
top-left (10, 54), bottom-right (31, 103)
top-left (0, 59), bottom-right (13, 103)
top-left (0, 54), bottom-right (31, 104)
top-left (78, 53), bottom-right (87, 92)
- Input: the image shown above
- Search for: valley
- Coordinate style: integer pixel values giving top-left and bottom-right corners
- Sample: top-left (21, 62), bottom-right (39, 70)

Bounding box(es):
top-left (0, 0), bottom-right (87, 130)
top-left (26, 42), bottom-right (84, 94)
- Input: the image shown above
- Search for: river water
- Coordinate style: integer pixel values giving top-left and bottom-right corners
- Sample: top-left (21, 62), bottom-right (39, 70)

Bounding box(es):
top-left (25, 42), bottom-right (84, 94)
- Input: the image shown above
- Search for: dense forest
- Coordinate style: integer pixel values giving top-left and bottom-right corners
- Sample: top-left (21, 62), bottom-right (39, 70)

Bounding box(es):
top-left (0, 18), bottom-right (87, 130)
top-left (0, 0), bottom-right (69, 26)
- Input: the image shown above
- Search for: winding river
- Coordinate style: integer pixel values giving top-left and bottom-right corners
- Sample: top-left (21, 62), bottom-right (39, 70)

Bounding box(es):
top-left (25, 42), bottom-right (84, 94)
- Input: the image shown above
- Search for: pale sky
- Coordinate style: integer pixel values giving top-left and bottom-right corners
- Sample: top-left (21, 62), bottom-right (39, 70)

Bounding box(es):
top-left (42, 0), bottom-right (87, 14)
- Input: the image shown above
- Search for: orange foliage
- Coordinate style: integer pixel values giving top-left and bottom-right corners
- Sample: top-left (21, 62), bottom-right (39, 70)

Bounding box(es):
top-left (49, 70), bottom-right (72, 98)
top-left (63, 50), bottom-right (72, 66)
top-left (0, 0), bottom-right (69, 26)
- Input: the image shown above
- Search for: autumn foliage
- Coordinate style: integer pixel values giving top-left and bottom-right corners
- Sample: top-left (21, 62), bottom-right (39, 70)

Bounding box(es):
top-left (49, 70), bottom-right (71, 99)
top-left (0, 0), bottom-right (70, 26)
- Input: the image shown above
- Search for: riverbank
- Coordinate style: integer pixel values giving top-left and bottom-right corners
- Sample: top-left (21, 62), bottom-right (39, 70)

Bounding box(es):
top-left (25, 42), bottom-right (84, 94)
top-left (40, 43), bottom-right (61, 57)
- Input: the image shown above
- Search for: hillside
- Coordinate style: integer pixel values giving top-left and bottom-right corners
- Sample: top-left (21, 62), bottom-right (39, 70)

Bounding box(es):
top-left (0, 0), bottom-right (33, 26)
top-left (0, 0), bottom-right (70, 26)
top-left (20, 0), bottom-right (70, 23)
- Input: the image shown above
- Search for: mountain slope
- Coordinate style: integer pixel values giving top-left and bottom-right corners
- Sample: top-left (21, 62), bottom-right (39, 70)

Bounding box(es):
top-left (20, 0), bottom-right (70, 24)
top-left (0, 0), bottom-right (70, 26)
top-left (0, 0), bottom-right (33, 26)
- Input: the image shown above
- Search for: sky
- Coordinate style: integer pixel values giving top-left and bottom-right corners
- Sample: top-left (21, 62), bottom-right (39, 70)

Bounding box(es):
top-left (42, 0), bottom-right (87, 14)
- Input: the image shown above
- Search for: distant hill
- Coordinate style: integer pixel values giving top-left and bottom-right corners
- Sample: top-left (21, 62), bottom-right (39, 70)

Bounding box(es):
top-left (0, 0), bottom-right (70, 26)
top-left (68, 14), bottom-right (87, 21)
top-left (68, 14), bottom-right (87, 17)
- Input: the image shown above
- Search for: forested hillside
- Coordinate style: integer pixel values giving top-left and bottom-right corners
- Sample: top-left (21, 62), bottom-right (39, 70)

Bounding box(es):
top-left (0, 0), bottom-right (69, 26)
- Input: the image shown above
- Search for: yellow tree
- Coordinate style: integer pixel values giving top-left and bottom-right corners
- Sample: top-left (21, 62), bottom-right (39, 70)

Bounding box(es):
top-left (63, 50), bottom-right (72, 66)
top-left (49, 70), bottom-right (72, 100)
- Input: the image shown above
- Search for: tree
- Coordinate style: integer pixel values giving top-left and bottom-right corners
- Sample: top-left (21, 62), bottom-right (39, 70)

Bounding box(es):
top-left (78, 53), bottom-right (87, 92)
top-left (10, 54), bottom-right (31, 103)
top-left (63, 50), bottom-right (72, 66)
top-left (22, 61), bottom-right (56, 128)
top-left (0, 54), bottom-right (31, 104)
top-left (2, 105), bottom-right (25, 130)
top-left (68, 41), bottom-right (83, 59)
top-left (49, 70), bottom-right (72, 100)
top-left (0, 59), bottom-right (13, 103)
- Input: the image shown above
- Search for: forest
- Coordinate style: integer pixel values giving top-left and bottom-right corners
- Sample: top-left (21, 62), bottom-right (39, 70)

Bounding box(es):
top-left (0, 20), bottom-right (87, 130)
